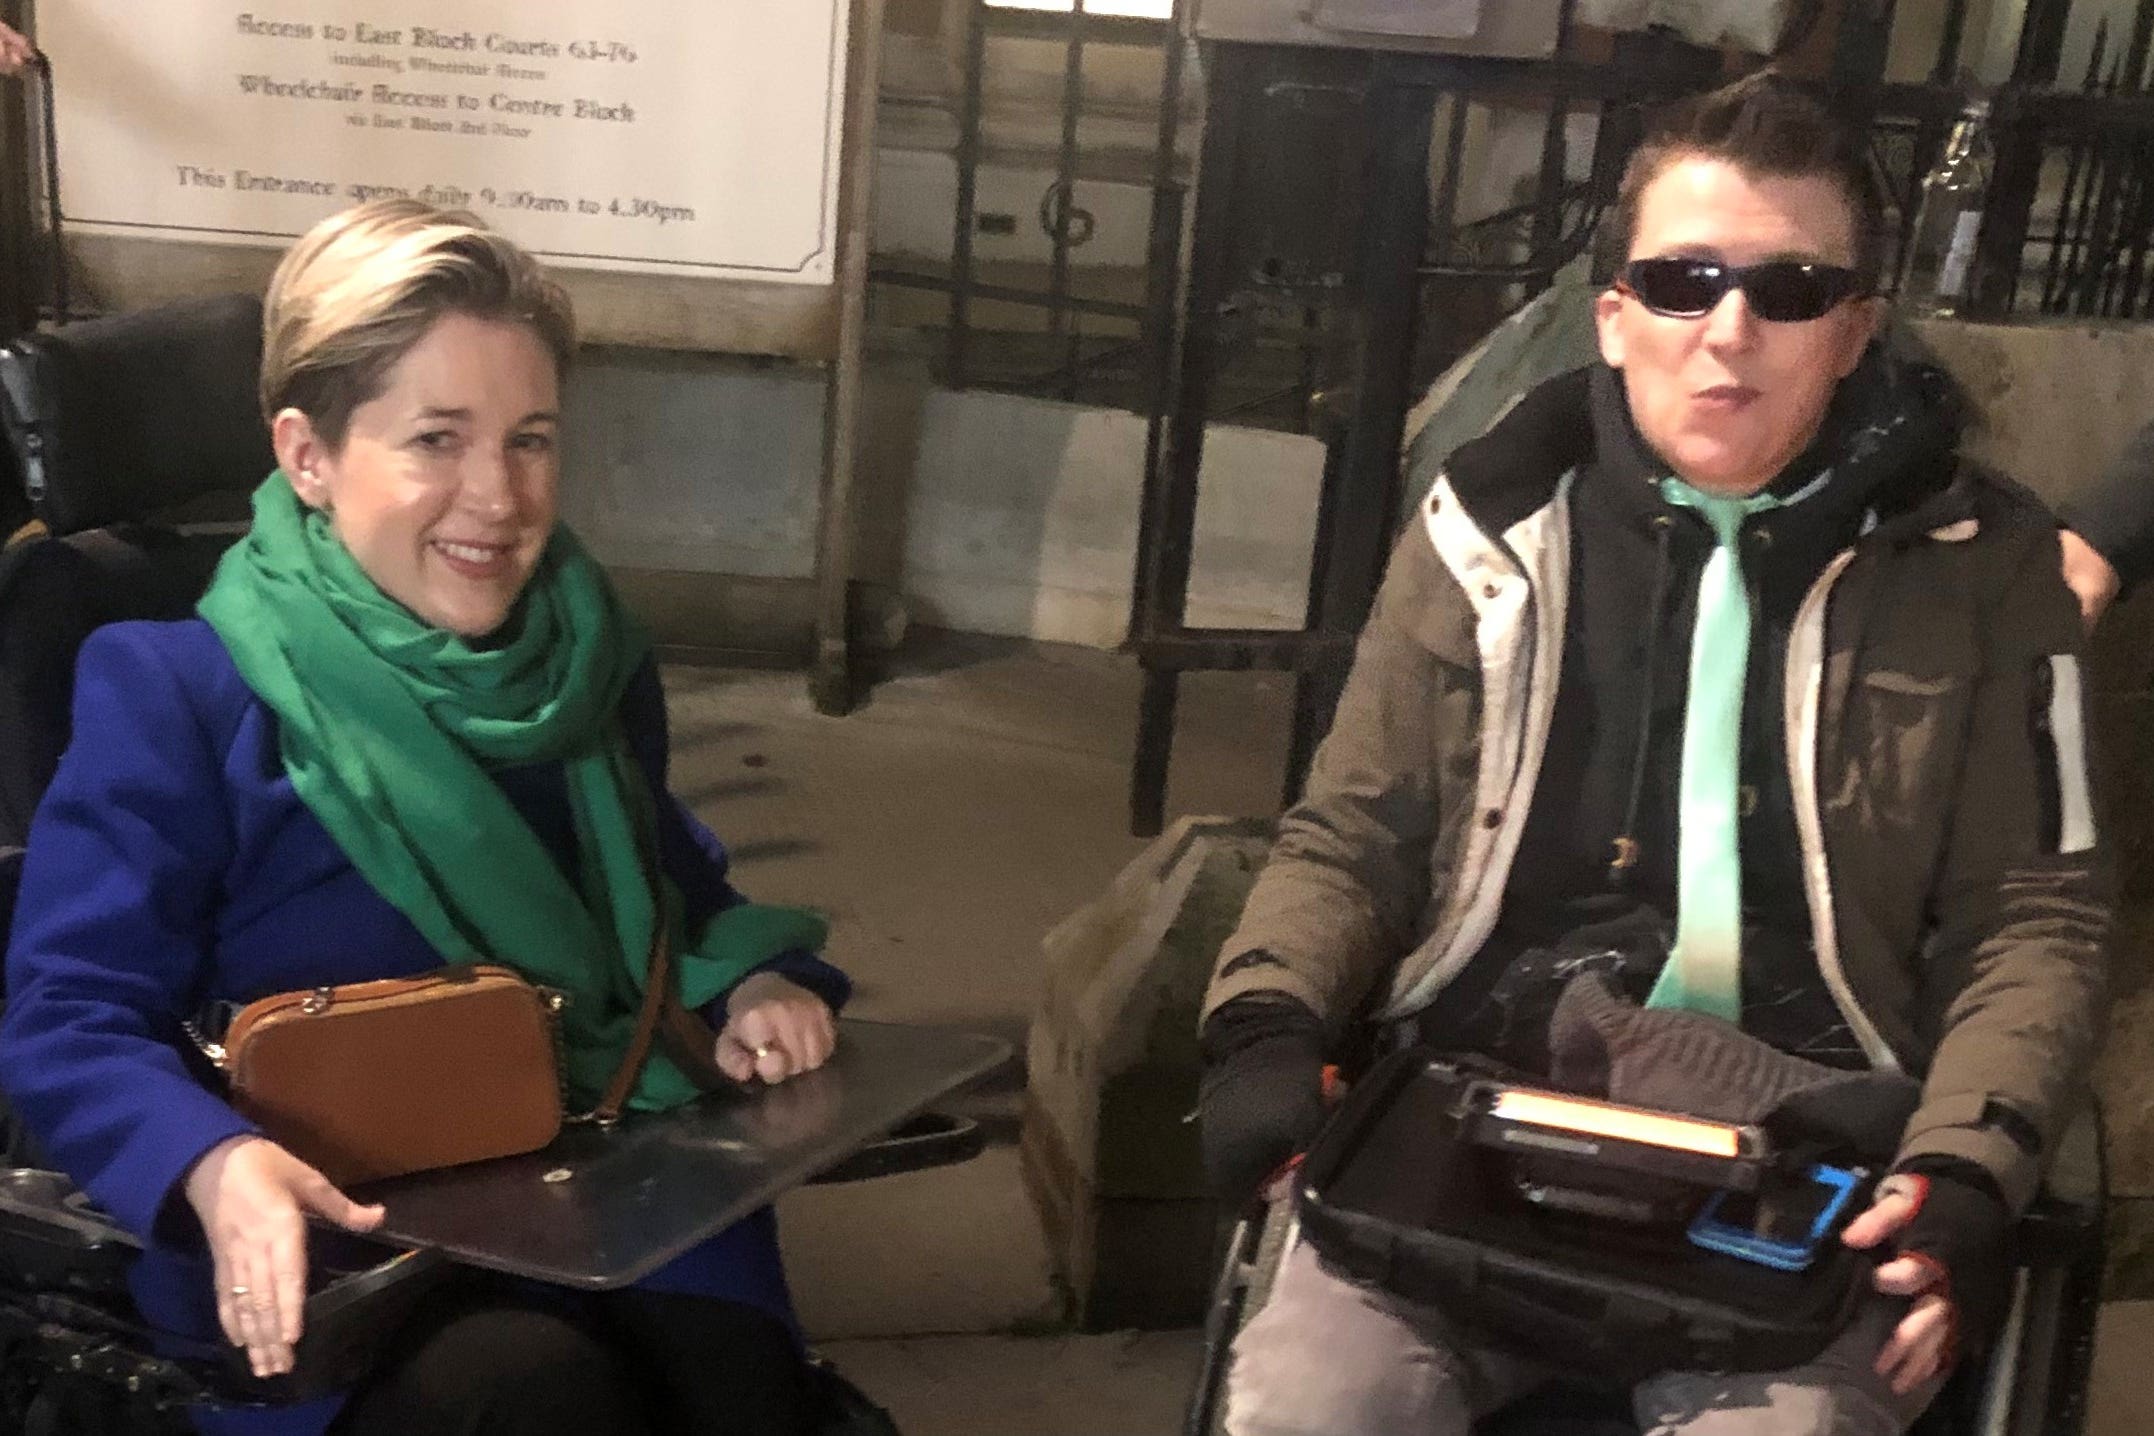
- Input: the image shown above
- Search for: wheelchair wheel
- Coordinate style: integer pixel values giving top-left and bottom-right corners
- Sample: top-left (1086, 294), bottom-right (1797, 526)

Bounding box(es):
top-left (1184, 1195), bottom-right (1296, 1436)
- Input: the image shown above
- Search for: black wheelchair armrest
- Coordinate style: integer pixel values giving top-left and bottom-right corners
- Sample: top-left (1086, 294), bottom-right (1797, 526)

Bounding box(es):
top-left (0, 1166), bottom-right (141, 1291)
top-left (0, 1164), bottom-right (454, 1408)
top-left (807, 1111), bottom-right (984, 1186)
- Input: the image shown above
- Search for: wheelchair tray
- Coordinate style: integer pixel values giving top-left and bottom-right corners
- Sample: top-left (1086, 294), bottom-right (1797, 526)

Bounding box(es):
top-left (1296, 1049), bottom-right (1875, 1381)
top-left (358, 1019), bottom-right (1009, 1289)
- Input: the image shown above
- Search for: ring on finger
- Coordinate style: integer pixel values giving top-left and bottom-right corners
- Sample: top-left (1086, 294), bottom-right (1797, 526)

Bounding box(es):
top-left (752, 1043), bottom-right (774, 1060)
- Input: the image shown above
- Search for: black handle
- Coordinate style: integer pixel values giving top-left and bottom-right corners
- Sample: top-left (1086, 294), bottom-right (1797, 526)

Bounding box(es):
top-left (809, 1111), bottom-right (984, 1185)
top-left (29, 52), bottom-right (63, 324)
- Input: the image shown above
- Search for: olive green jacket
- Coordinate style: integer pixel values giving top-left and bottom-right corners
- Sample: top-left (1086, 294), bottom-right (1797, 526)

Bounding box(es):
top-left (1206, 375), bottom-right (2112, 1212)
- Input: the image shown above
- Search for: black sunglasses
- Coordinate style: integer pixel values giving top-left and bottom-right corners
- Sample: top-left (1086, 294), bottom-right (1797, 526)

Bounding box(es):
top-left (1617, 257), bottom-right (1867, 323)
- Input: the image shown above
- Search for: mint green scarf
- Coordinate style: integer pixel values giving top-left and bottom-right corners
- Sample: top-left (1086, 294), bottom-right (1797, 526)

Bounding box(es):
top-left (198, 472), bottom-right (827, 1111)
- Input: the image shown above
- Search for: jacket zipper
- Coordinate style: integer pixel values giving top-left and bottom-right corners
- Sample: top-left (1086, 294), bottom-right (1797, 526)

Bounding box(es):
top-left (1385, 476), bottom-right (1569, 1019)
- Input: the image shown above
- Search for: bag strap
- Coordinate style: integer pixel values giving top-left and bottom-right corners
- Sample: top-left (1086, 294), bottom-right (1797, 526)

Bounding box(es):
top-left (581, 818), bottom-right (733, 1123)
top-left (586, 891), bottom-right (676, 1125)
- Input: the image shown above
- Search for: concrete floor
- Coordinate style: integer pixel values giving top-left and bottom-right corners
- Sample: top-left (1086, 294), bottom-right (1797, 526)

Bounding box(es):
top-left (660, 634), bottom-right (2153, 1436)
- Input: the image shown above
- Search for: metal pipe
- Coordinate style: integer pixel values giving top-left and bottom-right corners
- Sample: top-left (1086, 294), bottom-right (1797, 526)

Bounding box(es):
top-left (1129, 39), bottom-right (1252, 835)
top-left (2075, 61), bottom-right (2129, 314)
top-left (1525, 0), bottom-right (1581, 298)
top-left (2113, 49), bottom-right (2154, 316)
top-left (873, 263), bottom-right (1147, 320)
top-left (2041, 20), bottom-right (2108, 312)
top-left (1428, 95), bottom-right (1471, 265)
top-left (33, 54), bottom-right (62, 323)
top-left (1049, 0), bottom-right (1088, 400)
top-left (1527, 98), bottom-right (1570, 298)
top-left (2123, 0), bottom-right (2154, 98)
top-left (1127, 0), bottom-right (1192, 644)
top-left (945, 1), bottom-right (989, 389)
top-left (1929, 0), bottom-right (1974, 84)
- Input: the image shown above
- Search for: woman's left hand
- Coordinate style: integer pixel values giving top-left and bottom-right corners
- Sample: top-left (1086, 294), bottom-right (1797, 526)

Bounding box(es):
top-left (715, 972), bottom-right (836, 1084)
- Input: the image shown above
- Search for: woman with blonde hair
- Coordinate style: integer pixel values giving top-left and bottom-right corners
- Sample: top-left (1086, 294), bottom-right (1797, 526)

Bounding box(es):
top-left (2, 199), bottom-right (845, 1436)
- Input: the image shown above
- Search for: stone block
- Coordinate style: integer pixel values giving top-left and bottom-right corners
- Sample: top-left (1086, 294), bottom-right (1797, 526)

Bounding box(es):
top-left (1019, 816), bottom-right (1271, 1329)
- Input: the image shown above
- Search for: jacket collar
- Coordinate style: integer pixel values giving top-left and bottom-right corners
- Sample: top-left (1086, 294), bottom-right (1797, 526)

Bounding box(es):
top-left (1439, 347), bottom-right (1975, 547)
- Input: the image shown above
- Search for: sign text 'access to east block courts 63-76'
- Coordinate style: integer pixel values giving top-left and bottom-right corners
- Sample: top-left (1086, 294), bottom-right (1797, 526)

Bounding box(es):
top-left (40, 3), bottom-right (852, 284)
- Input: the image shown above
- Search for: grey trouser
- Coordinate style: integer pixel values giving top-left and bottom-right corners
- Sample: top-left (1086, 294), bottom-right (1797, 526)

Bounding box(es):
top-left (1225, 1240), bottom-right (1943, 1436)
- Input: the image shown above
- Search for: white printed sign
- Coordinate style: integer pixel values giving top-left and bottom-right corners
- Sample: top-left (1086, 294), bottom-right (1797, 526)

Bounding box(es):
top-left (40, 3), bottom-right (850, 283)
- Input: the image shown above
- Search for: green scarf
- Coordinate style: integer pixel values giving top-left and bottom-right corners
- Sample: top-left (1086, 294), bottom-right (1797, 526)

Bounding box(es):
top-left (199, 472), bottom-right (827, 1112)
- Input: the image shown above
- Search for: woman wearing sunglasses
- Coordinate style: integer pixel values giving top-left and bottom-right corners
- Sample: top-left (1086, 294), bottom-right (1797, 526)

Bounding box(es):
top-left (1203, 70), bottom-right (2105, 1436)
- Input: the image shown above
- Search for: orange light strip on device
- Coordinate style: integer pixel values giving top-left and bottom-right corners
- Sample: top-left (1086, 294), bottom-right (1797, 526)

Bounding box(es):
top-left (1490, 1089), bottom-right (1743, 1159)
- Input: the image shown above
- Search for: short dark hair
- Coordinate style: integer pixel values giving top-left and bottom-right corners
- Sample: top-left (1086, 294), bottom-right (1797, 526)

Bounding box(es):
top-left (1594, 71), bottom-right (1886, 291)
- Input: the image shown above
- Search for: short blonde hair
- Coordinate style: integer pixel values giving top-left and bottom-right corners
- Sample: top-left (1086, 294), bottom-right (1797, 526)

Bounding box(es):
top-left (260, 199), bottom-right (575, 448)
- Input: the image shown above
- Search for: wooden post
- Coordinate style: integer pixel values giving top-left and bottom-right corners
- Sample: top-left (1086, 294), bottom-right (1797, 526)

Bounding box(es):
top-left (811, 0), bottom-right (887, 715)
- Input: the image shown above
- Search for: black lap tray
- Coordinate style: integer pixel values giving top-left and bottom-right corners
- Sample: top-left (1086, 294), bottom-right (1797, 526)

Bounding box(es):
top-left (1295, 1049), bottom-right (1874, 1381)
top-left (358, 1019), bottom-right (1009, 1289)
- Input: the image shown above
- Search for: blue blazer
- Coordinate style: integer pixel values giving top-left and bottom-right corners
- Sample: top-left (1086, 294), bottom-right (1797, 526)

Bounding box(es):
top-left (1, 619), bottom-right (849, 1436)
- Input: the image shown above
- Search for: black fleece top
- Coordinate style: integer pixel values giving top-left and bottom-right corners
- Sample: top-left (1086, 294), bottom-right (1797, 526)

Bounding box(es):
top-left (1420, 356), bottom-right (1964, 1075)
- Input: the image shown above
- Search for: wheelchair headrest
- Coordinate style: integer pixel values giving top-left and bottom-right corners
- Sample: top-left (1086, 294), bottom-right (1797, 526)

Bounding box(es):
top-left (0, 294), bottom-right (273, 536)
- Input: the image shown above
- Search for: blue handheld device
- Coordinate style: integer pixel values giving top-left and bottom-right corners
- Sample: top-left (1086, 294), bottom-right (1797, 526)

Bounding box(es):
top-left (1686, 1162), bottom-right (1865, 1272)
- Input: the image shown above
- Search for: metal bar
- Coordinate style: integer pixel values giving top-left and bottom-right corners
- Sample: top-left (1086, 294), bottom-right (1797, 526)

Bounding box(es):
top-left (1049, 0), bottom-right (1087, 400)
top-left (2012, 0), bottom-right (2075, 86)
top-left (2040, 21), bottom-right (2106, 311)
top-left (1131, 668), bottom-right (1179, 836)
top-left (1137, 628), bottom-right (1356, 672)
top-left (2099, 145), bottom-right (2137, 315)
top-left (1966, 0), bottom-right (2074, 315)
top-left (32, 54), bottom-right (61, 323)
top-left (1283, 421), bottom-right (1348, 806)
top-left (1929, 0), bottom-right (1974, 84)
top-left (2058, 54), bottom-right (2122, 312)
top-left (2122, 5), bottom-right (2154, 317)
top-left (1524, 0), bottom-right (1581, 298)
top-left (1126, 0), bottom-right (1191, 644)
top-left (1284, 59), bottom-right (1435, 798)
top-left (2116, 153), bottom-right (2153, 317)
top-left (1293, 305), bottom-right (1322, 433)
top-left (0, 0), bottom-right (34, 340)
top-left (1129, 39), bottom-right (1256, 836)
top-left (2007, 88), bottom-right (2154, 135)
top-left (979, 7), bottom-right (1164, 43)
top-left (809, 0), bottom-right (888, 716)
top-left (945, 1), bottom-right (989, 390)
top-left (2073, 66), bottom-right (2130, 314)
top-left (872, 264), bottom-right (1147, 320)
top-left (1320, 66), bottom-right (1433, 634)
top-left (2126, 135), bottom-right (2154, 316)
top-left (1428, 95), bottom-right (1472, 264)
top-left (2122, 0), bottom-right (2154, 98)
top-left (1525, 98), bottom-right (1571, 298)
top-left (1830, 0), bottom-right (1897, 126)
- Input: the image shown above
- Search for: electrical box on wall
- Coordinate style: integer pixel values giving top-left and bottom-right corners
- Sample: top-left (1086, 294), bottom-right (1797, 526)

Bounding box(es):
top-left (1194, 0), bottom-right (1562, 56)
